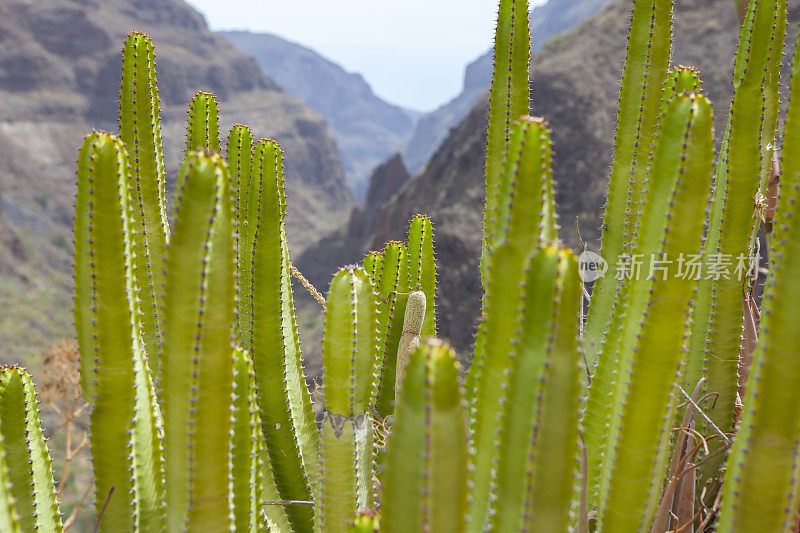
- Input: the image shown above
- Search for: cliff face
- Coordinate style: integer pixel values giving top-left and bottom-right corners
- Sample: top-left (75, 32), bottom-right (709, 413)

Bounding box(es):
top-left (301, 0), bottom-right (756, 354)
top-left (220, 30), bottom-right (419, 199)
top-left (401, 0), bottom-right (616, 175)
top-left (0, 0), bottom-right (353, 363)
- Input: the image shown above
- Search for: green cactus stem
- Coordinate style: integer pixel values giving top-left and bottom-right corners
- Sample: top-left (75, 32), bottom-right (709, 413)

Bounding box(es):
top-left (490, 244), bottom-right (581, 532)
top-left (248, 138), bottom-right (319, 532)
top-left (319, 267), bottom-right (378, 533)
top-left (226, 125), bottom-right (255, 344)
top-left (186, 91), bottom-right (221, 155)
top-left (467, 115), bottom-right (557, 532)
top-left (406, 215), bottom-right (436, 337)
top-left (162, 150), bottom-right (234, 532)
top-left (0, 367), bottom-right (62, 532)
top-left (382, 339), bottom-right (467, 533)
top-left (480, 0), bottom-right (531, 289)
top-left (584, 0), bottom-right (674, 359)
top-left (0, 432), bottom-right (21, 533)
top-left (684, 0), bottom-right (786, 479)
top-left (119, 32), bottom-right (169, 382)
top-left (74, 131), bottom-right (165, 531)
top-left (230, 346), bottom-right (264, 532)
top-left (717, 27), bottom-right (800, 530)
top-left (664, 66), bottom-right (703, 103)
top-left (584, 93), bottom-right (714, 529)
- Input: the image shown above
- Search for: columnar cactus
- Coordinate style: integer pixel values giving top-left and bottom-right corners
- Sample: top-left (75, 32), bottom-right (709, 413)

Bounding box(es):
top-left (4, 0), bottom-right (800, 531)
top-left (0, 367), bottom-right (61, 532)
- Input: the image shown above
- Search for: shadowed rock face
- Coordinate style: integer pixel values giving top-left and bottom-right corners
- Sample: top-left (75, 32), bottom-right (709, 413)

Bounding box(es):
top-left (220, 30), bottom-right (419, 199)
top-left (0, 0), bottom-right (353, 362)
top-left (299, 0), bottom-right (769, 355)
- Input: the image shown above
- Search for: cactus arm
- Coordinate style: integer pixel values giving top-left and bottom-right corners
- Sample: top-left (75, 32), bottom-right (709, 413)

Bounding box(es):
top-left (406, 215), bottom-right (436, 337)
top-left (257, 424), bottom-right (293, 532)
top-left (522, 248), bottom-right (581, 532)
top-left (186, 92), bottom-right (221, 155)
top-left (584, 0), bottom-right (674, 357)
top-left (249, 139), bottom-right (318, 532)
top-left (466, 244), bottom-right (527, 532)
top-left (119, 32), bottom-right (169, 381)
top-left (480, 0), bottom-right (530, 288)
top-left (591, 94), bottom-right (714, 529)
top-left (362, 250), bottom-right (383, 285)
top-left (0, 367), bottom-right (63, 532)
top-left (231, 346), bottom-right (260, 532)
top-left (490, 245), bottom-right (580, 532)
top-left (226, 125), bottom-right (255, 345)
top-left (684, 0), bottom-right (786, 475)
top-left (0, 431), bottom-right (21, 533)
top-left (382, 340), bottom-right (467, 533)
top-left (373, 241), bottom-right (411, 418)
top-left (718, 30), bottom-right (800, 530)
top-left (162, 151), bottom-right (234, 532)
top-left (664, 66), bottom-right (703, 103)
top-left (74, 132), bottom-right (140, 531)
top-left (320, 268), bottom-right (378, 532)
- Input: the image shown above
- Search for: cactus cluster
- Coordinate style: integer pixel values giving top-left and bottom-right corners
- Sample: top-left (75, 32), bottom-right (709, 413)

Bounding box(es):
top-left (3, 0), bottom-right (800, 531)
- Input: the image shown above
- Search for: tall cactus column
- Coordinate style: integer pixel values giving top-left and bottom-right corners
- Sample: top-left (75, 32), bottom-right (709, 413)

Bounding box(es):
top-left (161, 150), bottom-right (235, 532)
top-left (319, 267), bottom-right (378, 533)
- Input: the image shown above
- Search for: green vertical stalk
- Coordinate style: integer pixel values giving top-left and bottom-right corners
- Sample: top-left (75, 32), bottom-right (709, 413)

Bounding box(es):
top-left (718, 29), bottom-right (800, 531)
top-left (480, 0), bottom-right (531, 288)
top-left (490, 245), bottom-right (581, 532)
top-left (186, 92), bottom-right (221, 155)
top-left (0, 431), bottom-right (21, 533)
top-left (584, 94), bottom-right (714, 529)
top-left (584, 0), bottom-right (674, 358)
top-left (319, 267), bottom-right (377, 533)
top-left (382, 340), bottom-right (467, 533)
top-left (248, 139), bottom-right (319, 532)
top-left (119, 32), bottom-right (169, 381)
top-left (684, 0), bottom-right (786, 478)
top-left (406, 214), bottom-right (437, 338)
top-left (162, 150), bottom-right (234, 532)
top-left (0, 367), bottom-right (62, 532)
top-left (74, 132), bottom-right (164, 531)
top-left (226, 125), bottom-right (255, 345)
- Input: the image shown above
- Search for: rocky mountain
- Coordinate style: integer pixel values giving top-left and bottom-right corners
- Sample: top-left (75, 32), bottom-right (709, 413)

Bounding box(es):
top-left (220, 30), bottom-right (419, 199)
top-left (0, 0), bottom-right (353, 363)
top-left (298, 0), bottom-right (774, 354)
top-left (402, 0), bottom-right (616, 174)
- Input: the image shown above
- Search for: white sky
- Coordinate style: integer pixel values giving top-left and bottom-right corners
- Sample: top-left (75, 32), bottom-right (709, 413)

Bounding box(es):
top-left (185, 0), bottom-right (548, 112)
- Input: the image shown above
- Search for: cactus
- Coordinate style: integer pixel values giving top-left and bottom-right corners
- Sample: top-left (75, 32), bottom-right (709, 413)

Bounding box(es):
top-left (717, 27), bottom-right (800, 531)
top-left (5, 0), bottom-right (800, 531)
top-left (381, 340), bottom-right (467, 533)
top-left (583, 0), bottom-right (674, 358)
top-left (0, 367), bottom-right (62, 532)
top-left (684, 0), bottom-right (786, 479)
top-left (319, 267), bottom-right (378, 532)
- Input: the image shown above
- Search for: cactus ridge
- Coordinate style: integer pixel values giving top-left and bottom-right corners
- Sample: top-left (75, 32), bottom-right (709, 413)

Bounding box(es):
top-left (0, 367), bottom-right (63, 532)
top-left (406, 215), bottom-right (437, 338)
top-left (186, 91), bottom-right (221, 155)
top-left (0, 430), bottom-right (21, 533)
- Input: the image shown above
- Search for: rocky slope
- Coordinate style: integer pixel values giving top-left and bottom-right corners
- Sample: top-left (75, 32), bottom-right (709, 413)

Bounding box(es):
top-left (299, 0), bottom-right (775, 354)
top-left (0, 0), bottom-right (353, 363)
top-left (220, 30), bottom-right (419, 198)
top-left (402, 0), bottom-right (616, 174)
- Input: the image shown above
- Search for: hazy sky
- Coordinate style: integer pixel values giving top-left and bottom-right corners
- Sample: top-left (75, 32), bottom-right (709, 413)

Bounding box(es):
top-left (185, 0), bottom-right (547, 112)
